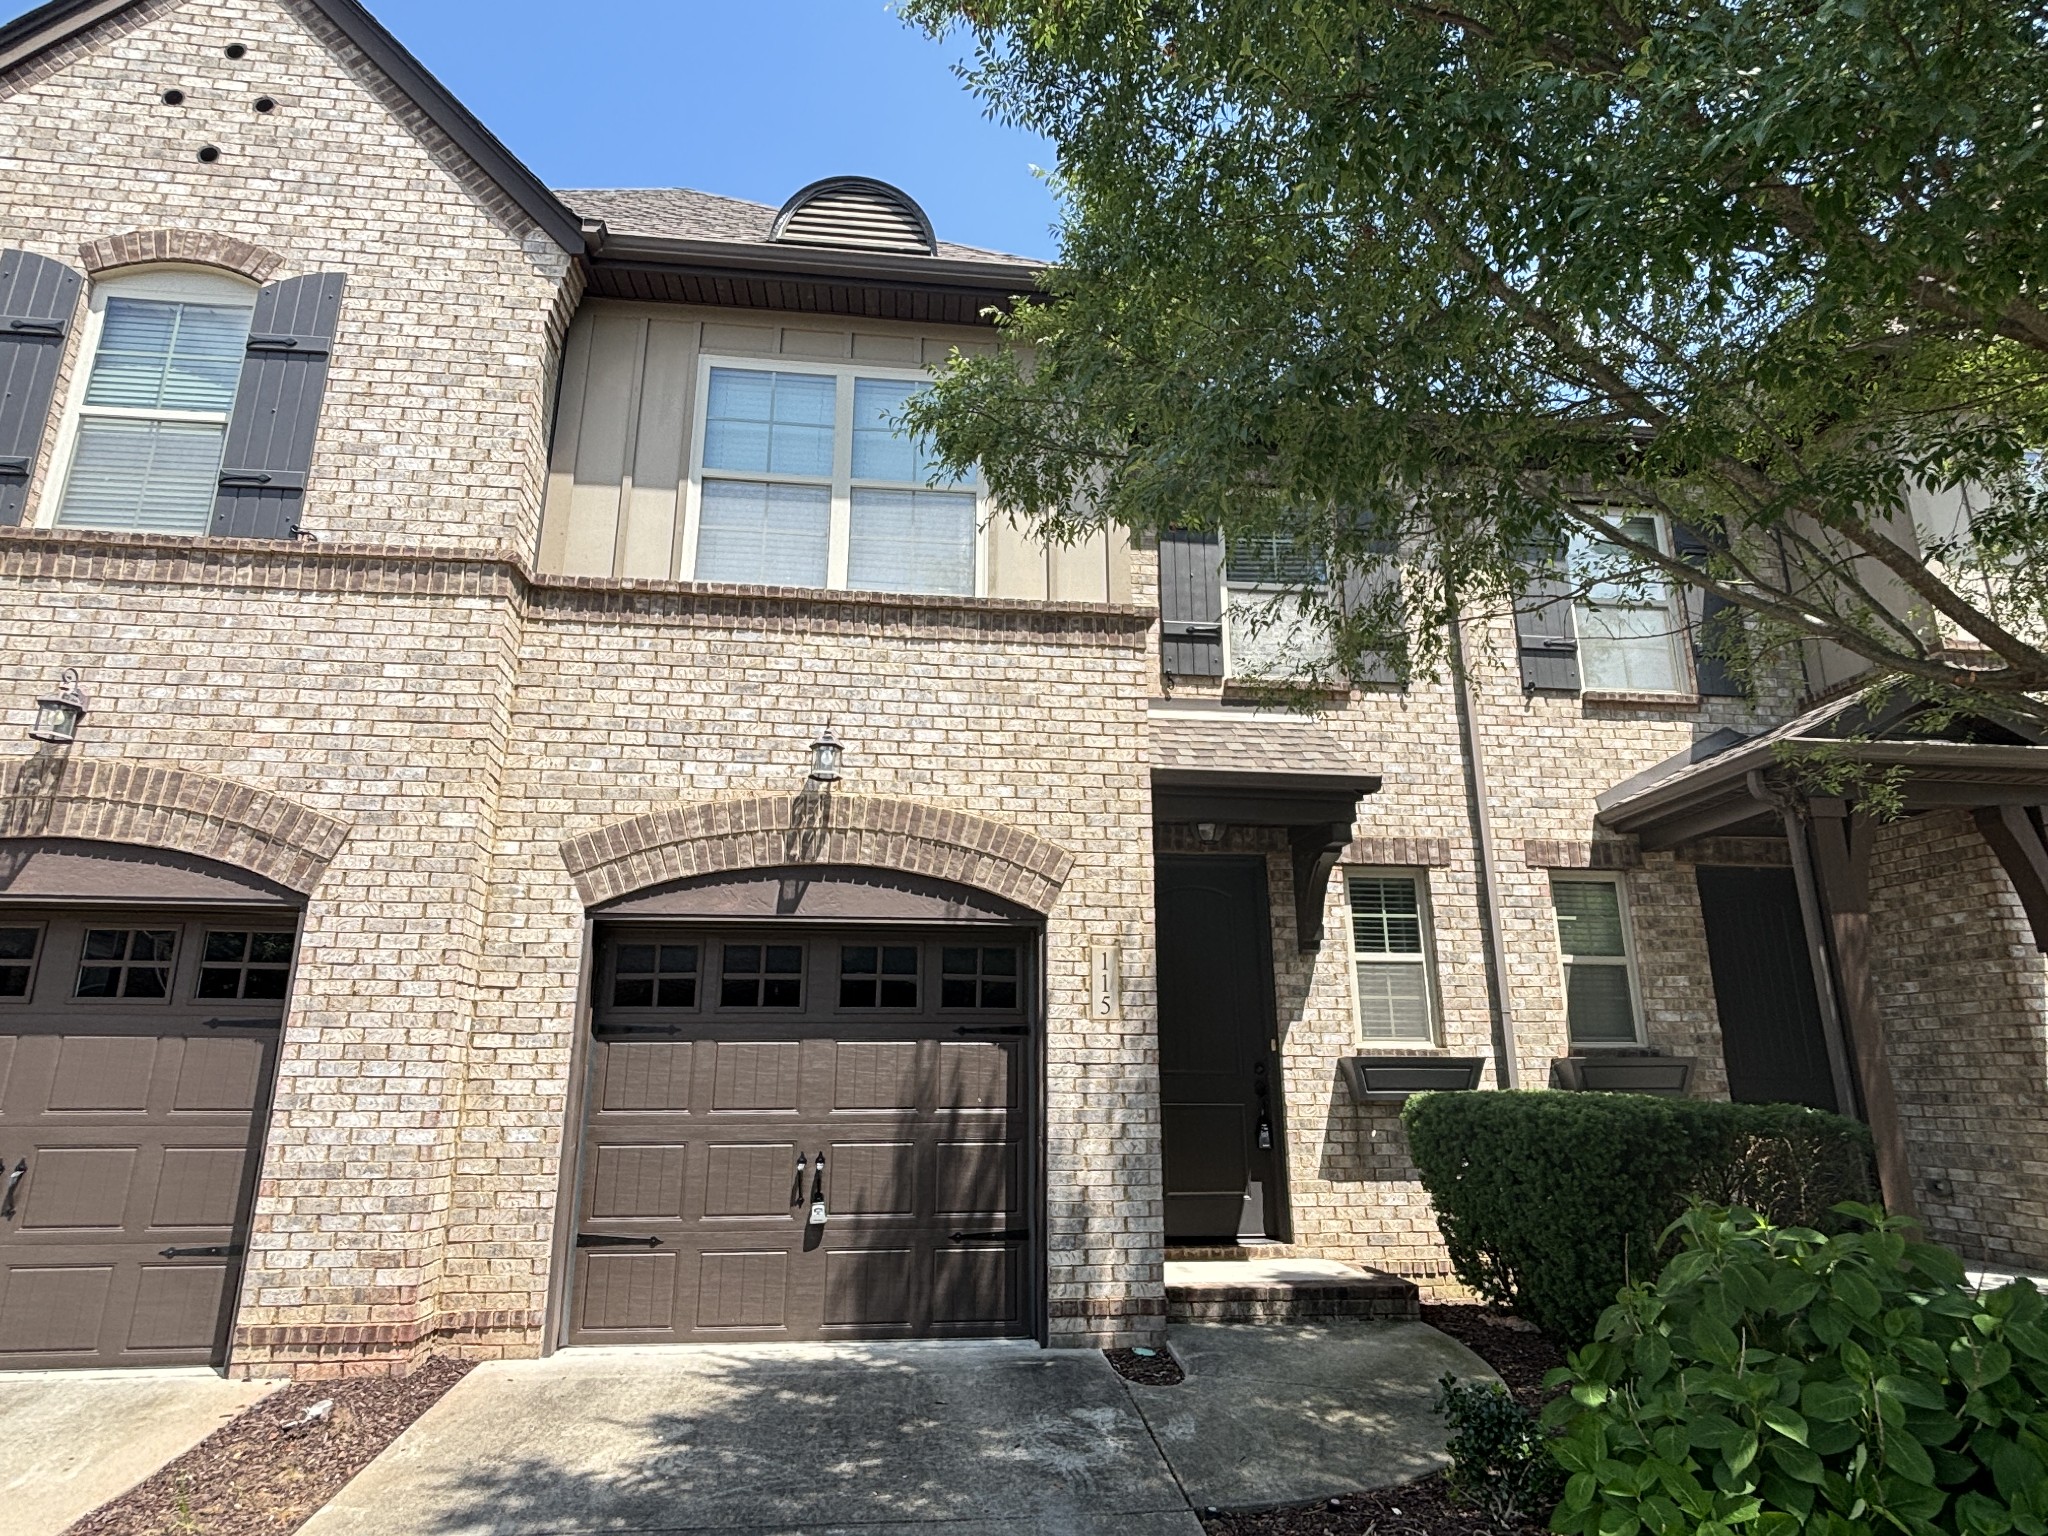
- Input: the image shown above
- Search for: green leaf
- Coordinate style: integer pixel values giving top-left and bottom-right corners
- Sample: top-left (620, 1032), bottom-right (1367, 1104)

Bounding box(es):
top-left (1884, 1430), bottom-right (1938, 1487)
top-left (1802, 1379), bottom-right (1863, 1422)
top-left (1763, 1407), bottom-right (1809, 1445)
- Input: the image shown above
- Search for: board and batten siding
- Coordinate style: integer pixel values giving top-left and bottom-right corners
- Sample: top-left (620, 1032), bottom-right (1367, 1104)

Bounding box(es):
top-left (538, 301), bottom-right (1131, 603)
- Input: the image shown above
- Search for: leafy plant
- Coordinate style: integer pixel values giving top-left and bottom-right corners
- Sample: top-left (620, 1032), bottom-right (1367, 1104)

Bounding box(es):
top-left (1545, 1205), bottom-right (2048, 1536)
top-left (1438, 1373), bottom-right (1569, 1527)
top-left (1403, 1091), bottom-right (1874, 1344)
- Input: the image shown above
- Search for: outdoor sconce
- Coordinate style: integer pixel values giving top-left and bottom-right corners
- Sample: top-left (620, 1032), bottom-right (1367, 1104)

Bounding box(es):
top-left (29, 669), bottom-right (89, 746)
top-left (808, 726), bottom-right (843, 785)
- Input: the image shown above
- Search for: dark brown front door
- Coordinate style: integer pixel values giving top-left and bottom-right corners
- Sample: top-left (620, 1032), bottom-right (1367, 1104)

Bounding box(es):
top-left (1157, 856), bottom-right (1284, 1242)
top-left (1697, 866), bottom-right (1840, 1111)
top-left (567, 926), bottom-right (1036, 1345)
top-left (0, 909), bottom-right (290, 1369)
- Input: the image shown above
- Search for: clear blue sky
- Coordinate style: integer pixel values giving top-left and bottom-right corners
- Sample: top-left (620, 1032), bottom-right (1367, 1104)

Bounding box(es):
top-left (363, 0), bottom-right (1062, 260)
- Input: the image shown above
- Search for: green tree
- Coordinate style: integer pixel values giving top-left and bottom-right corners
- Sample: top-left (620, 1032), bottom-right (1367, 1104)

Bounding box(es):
top-left (902, 0), bottom-right (2048, 716)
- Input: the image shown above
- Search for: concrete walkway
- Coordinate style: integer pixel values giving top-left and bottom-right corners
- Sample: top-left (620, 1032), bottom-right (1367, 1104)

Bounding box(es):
top-left (302, 1321), bottom-right (1495, 1535)
top-left (0, 1367), bottom-right (280, 1536)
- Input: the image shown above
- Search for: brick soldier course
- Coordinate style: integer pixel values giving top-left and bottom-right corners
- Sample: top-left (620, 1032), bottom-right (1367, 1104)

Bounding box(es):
top-left (0, 0), bottom-right (2041, 1379)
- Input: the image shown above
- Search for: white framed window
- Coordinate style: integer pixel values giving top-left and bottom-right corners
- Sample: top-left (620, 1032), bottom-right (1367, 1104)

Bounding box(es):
top-left (1347, 869), bottom-right (1437, 1043)
top-left (683, 357), bottom-right (981, 596)
top-left (1569, 510), bottom-right (1690, 693)
top-left (42, 267), bottom-right (256, 535)
top-left (1223, 533), bottom-right (1335, 681)
top-left (1550, 873), bottom-right (1644, 1046)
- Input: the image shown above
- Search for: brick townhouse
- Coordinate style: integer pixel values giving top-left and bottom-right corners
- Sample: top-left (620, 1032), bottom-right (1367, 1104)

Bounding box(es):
top-left (0, 0), bottom-right (2043, 1378)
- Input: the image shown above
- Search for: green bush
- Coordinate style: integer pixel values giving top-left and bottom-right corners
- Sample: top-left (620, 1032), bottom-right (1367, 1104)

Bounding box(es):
top-left (1437, 1373), bottom-right (1569, 1527)
top-left (1402, 1092), bottom-right (1874, 1343)
top-left (1544, 1205), bottom-right (2048, 1536)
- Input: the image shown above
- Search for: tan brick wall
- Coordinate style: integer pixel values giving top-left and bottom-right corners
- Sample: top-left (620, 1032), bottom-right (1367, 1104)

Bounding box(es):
top-left (1868, 808), bottom-right (2048, 1269)
top-left (1182, 614), bottom-right (1797, 1282)
top-left (0, 0), bottom-right (576, 556)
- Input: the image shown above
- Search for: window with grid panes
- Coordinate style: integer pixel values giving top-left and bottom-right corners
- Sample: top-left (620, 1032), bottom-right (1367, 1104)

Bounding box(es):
top-left (611, 943), bottom-right (699, 1008)
top-left (720, 943), bottom-right (803, 1008)
top-left (0, 927), bottom-right (38, 999)
top-left (1551, 876), bottom-right (1643, 1044)
top-left (692, 362), bottom-right (979, 595)
top-left (939, 945), bottom-right (1018, 1009)
top-left (839, 944), bottom-right (919, 1008)
top-left (1347, 872), bottom-right (1435, 1041)
top-left (75, 929), bottom-right (176, 999)
top-left (196, 931), bottom-right (295, 1000)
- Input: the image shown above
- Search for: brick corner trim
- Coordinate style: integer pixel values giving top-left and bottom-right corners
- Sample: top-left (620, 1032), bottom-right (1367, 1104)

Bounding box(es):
top-left (79, 228), bottom-right (287, 282)
top-left (0, 754), bottom-right (349, 894)
top-left (562, 792), bottom-right (1077, 913)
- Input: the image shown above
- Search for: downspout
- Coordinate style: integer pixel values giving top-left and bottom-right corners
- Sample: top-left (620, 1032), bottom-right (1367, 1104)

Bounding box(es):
top-left (1451, 607), bottom-right (1520, 1089)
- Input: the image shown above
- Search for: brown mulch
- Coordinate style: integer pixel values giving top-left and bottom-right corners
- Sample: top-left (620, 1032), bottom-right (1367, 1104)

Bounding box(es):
top-left (1199, 1305), bottom-right (1569, 1536)
top-left (1106, 1344), bottom-right (1187, 1385)
top-left (65, 1356), bottom-right (474, 1536)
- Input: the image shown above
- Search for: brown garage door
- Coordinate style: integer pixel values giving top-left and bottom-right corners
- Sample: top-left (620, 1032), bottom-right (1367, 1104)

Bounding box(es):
top-left (567, 925), bottom-right (1035, 1346)
top-left (0, 909), bottom-right (290, 1369)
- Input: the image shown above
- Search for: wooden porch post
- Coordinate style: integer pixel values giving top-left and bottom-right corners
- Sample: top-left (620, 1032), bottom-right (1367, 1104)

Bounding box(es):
top-left (1803, 799), bottom-right (1918, 1221)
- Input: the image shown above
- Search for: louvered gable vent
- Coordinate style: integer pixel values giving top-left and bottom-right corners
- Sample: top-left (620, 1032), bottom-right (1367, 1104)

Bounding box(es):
top-left (771, 177), bottom-right (938, 257)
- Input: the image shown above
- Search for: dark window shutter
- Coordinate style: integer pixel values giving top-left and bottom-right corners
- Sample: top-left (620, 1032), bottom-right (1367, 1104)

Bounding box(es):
top-left (211, 272), bottom-right (345, 540)
top-left (1342, 543), bottom-right (1406, 686)
top-left (0, 250), bottom-right (83, 528)
top-left (1669, 520), bottom-right (1746, 696)
top-left (1159, 529), bottom-right (1223, 677)
top-left (1514, 545), bottom-right (1581, 691)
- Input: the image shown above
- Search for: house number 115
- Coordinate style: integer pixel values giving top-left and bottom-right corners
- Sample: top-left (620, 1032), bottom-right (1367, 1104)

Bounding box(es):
top-left (1089, 945), bottom-right (1121, 1021)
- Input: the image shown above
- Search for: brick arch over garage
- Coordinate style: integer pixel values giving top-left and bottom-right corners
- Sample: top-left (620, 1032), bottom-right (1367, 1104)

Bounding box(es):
top-left (0, 755), bottom-right (349, 895)
top-left (560, 793), bottom-right (1076, 914)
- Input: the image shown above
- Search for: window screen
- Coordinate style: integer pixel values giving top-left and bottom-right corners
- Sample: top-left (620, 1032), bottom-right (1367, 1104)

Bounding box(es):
top-left (1348, 873), bottom-right (1434, 1041)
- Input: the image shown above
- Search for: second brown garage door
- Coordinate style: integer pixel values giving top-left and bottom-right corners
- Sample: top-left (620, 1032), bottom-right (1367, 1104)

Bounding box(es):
top-left (566, 925), bottom-right (1035, 1345)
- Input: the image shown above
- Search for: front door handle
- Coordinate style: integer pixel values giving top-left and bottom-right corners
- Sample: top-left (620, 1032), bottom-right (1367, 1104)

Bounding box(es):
top-left (0, 1158), bottom-right (23, 1220)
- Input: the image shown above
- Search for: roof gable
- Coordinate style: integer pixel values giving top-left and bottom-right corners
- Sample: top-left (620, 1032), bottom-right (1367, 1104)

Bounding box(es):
top-left (0, 0), bottom-right (584, 252)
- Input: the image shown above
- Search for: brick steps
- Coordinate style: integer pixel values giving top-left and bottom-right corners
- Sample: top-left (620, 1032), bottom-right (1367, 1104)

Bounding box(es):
top-left (1164, 1258), bottom-right (1420, 1324)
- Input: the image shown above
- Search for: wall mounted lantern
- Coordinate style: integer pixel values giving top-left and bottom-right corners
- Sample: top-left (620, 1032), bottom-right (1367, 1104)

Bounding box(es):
top-left (808, 726), bottom-right (843, 785)
top-left (29, 669), bottom-right (89, 746)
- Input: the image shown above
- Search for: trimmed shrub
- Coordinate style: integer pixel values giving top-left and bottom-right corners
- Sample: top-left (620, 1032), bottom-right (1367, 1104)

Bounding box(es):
top-left (1437, 1373), bottom-right (1568, 1527)
top-left (1545, 1205), bottom-right (2048, 1536)
top-left (1402, 1091), bottom-right (1874, 1343)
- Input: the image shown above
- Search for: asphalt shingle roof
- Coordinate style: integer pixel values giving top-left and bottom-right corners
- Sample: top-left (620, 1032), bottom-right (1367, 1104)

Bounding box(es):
top-left (1150, 715), bottom-right (1367, 779)
top-left (557, 187), bottom-right (1038, 266)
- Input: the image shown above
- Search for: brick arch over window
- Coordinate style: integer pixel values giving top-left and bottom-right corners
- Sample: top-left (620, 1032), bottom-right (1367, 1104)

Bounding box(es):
top-left (0, 756), bottom-right (348, 895)
top-left (78, 229), bottom-right (286, 283)
top-left (561, 794), bottom-right (1076, 914)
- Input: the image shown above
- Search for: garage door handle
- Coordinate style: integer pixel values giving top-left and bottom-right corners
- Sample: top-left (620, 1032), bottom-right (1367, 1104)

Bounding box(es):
top-left (953, 1026), bottom-right (1027, 1037)
top-left (576, 1233), bottom-right (663, 1249)
top-left (0, 1159), bottom-right (22, 1220)
top-left (159, 1244), bottom-right (243, 1259)
top-left (949, 1228), bottom-right (1031, 1243)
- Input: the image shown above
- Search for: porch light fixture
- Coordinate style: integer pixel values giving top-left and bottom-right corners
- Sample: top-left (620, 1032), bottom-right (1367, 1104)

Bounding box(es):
top-left (808, 725), bottom-right (843, 785)
top-left (29, 669), bottom-right (89, 746)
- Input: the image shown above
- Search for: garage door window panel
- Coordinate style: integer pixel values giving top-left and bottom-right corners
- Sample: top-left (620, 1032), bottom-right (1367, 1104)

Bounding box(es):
top-left (610, 943), bottom-right (700, 1010)
top-left (839, 944), bottom-right (919, 1010)
top-left (940, 946), bottom-right (1019, 1010)
top-left (195, 930), bottom-right (294, 1001)
top-left (720, 944), bottom-right (804, 1009)
top-left (0, 925), bottom-right (44, 1000)
top-left (74, 929), bottom-right (177, 1001)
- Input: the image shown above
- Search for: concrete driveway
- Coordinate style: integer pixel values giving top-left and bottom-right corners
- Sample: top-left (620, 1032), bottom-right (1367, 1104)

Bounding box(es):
top-left (0, 1367), bottom-right (280, 1536)
top-left (301, 1321), bottom-right (1494, 1536)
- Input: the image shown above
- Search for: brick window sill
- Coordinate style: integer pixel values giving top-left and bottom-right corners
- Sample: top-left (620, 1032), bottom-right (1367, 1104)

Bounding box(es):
top-left (1581, 689), bottom-right (1702, 708)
